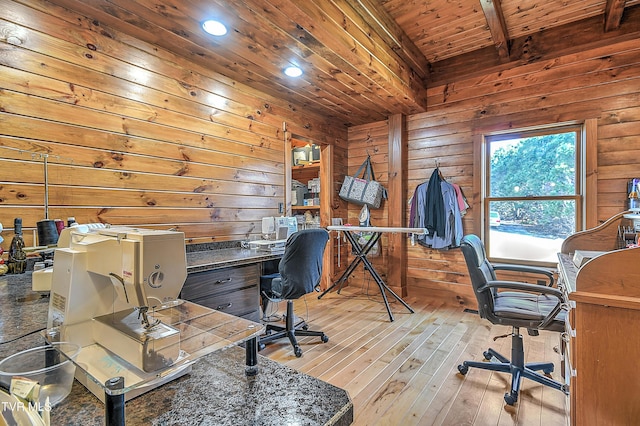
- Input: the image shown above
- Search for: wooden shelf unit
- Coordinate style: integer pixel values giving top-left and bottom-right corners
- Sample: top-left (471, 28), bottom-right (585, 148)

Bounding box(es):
top-left (291, 143), bottom-right (321, 211)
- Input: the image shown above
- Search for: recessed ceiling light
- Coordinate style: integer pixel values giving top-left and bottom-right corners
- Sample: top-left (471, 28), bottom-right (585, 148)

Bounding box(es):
top-left (202, 20), bottom-right (227, 36)
top-left (284, 66), bottom-right (303, 78)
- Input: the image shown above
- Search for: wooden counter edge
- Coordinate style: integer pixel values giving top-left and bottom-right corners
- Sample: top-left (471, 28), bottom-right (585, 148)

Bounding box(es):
top-left (569, 291), bottom-right (640, 310)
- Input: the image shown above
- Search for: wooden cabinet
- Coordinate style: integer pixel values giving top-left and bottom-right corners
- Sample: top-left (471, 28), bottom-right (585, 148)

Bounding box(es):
top-left (558, 212), bottom-right (640, 425)
top-left (181, 264), bottom-right (260, 322)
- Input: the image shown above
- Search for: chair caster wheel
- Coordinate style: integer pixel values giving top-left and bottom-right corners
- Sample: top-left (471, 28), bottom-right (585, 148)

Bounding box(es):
top-left (504, 393), bottom-right (517, 406)
top-left (458, 364), bottom-right (468, 375)
top-left (258, 342), bottom-right (266, 351)
top-left (294, 347), bottom-right (303, 357)
top-left (321, 335), bottom-right (329, 343)
top-left (483, 351), bottom-right (492, 361)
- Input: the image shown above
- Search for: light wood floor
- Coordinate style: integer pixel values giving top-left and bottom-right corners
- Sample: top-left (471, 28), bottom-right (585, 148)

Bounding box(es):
top-left (259, 283), bottom-right (569, 426)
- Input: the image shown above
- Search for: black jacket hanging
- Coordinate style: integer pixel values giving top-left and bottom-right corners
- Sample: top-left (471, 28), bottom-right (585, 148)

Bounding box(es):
top-left (425, 168), bottom-right (445, 237)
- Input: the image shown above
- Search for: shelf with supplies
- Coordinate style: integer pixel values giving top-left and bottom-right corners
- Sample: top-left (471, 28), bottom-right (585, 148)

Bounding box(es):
top-left (291, 142), bottom-right (321, 210)
top-left (292, 161), bottom-right (320, 170)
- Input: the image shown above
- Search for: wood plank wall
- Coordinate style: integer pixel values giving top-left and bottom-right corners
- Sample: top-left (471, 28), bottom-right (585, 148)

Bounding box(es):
top-left (347, 36), bottom-right (640, 306)
top-left (0, 0), bottom-right (347, 248)
top-left (343, 122), bottom-right (391, 291)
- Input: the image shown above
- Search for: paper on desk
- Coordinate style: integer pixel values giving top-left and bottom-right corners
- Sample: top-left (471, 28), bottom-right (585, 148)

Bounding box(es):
top-left (572, 250), bottom-right (607, 268)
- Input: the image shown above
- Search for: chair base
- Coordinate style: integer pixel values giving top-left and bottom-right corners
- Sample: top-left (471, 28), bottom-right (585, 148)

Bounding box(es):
top-left (457, 330), bottom-right (568, 405)
top-left (258, 299), bottom-right (328, 357)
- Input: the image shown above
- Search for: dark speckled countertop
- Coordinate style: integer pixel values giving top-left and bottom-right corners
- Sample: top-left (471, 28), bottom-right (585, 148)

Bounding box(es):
top-left (0, 250), bottom-right (352, 426)
top-left (186, 246), bottom-right (282, 273)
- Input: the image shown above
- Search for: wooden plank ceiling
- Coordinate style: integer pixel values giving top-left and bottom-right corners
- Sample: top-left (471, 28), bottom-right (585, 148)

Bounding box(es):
top-left (45, 0), bottom-right (640, 127)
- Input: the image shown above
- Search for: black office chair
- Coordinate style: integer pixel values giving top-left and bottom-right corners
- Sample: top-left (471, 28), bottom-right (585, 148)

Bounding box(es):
top-left (258, 228), bottom-right (330, 357)
top-left (457, 234), bottom-right (569, 405)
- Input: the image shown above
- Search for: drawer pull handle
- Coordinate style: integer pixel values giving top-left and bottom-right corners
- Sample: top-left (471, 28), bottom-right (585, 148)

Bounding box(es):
top-left (214, 278), bottom-right (232, 285)
top-left (216, 302), bottom-right (232, 311)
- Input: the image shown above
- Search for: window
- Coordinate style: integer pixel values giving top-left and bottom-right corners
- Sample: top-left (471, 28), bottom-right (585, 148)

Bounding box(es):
top-left (483, 124), bottom-right (583, 265)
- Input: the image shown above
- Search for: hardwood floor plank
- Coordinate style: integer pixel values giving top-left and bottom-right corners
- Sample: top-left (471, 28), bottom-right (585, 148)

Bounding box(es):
top-left (470, 329), bottom-right (516, 425)
top-left (324, 307), bottom-right (429, 387)
top-left (540, 331), bottom-right (569, 426)
top-left (354, 308), bottom-right (465, 423)
top-left (260, 286), bottom-right (569, 425)
top-left (418, 314), bottom-right (504, 425)
top-left (309, 300), bottom-right (440, 379)
top-left (378, 315), bottom-right (480, 424)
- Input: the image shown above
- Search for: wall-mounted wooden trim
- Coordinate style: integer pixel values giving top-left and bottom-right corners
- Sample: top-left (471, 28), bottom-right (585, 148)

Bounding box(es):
top-left (584, 118), bottom-right (599, 229)
top-left (284, 128), bottom-right (293, 217)
top-left (472, 133), bottom-right (483, 239)
top-left (320, 143), bottom-right (334, 290)
top-left (387, 114), bottom-right (407, 295)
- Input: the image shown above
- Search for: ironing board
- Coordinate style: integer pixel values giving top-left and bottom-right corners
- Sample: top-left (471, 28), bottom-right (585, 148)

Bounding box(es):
top-left (319, 226), bottom-right (428, 322)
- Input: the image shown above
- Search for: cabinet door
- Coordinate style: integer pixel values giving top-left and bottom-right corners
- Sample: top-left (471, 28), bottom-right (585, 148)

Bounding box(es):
top-left (182, 264), bottom-right (260, 321)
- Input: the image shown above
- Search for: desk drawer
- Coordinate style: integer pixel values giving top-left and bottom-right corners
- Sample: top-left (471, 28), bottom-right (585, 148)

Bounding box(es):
top-left (189, 286), bottom-right (259, 319)
top-left (182, 264), bottom-right (260, 321)
top-left (182, 264), bottom-right (259, 299)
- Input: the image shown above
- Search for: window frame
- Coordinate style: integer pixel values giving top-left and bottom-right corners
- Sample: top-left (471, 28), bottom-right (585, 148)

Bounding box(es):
top-left (481, 122), bottom-right (585, 267)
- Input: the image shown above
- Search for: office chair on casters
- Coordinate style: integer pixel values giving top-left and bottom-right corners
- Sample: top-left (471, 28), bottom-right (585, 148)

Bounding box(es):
top-left (258, 228), bottom-right (330, 357)
top-left (457, 234), bottom-right (569, 406)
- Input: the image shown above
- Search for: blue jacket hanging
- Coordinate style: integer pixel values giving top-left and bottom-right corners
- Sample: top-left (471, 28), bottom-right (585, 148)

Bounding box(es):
top-left (410, 169), bottom-right (463, 250)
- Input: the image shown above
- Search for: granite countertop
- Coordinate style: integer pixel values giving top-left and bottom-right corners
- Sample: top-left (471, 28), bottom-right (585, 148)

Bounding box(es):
top-left (0, 273), bottom-right (49, 358)
top-left (52, 346), bottom-right (352, 425)
top-left (0, 269), bottom-right (352, 425)
top-left (186, 246), bottom-right (282, 273)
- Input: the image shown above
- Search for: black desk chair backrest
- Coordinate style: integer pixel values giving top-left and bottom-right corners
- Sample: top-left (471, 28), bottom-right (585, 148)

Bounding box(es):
top-left (277, 228), bottom-right (329, 299)
top-left (259, 228), bottom-right (330, 357)
top-left (460, 233), bottom-right (498, 320)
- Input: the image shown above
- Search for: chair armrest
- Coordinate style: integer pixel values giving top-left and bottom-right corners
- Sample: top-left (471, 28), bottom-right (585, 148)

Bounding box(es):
top-left (493, 264), bottom-right (555, 287)
top-left (482, 280), bottom-right (566, 329)
top-left (484, 280), bottom-right (563, 298)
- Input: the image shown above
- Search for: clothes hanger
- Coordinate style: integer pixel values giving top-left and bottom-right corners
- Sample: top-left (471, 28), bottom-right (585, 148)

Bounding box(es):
top-left (435, 160), bottom-right (444, 180)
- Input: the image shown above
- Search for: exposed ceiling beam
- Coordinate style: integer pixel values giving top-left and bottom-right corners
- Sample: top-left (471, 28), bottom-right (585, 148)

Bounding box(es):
top-left (428, 4), bottom-right (640, 85)
top-left (604, 0), bottom-right (627, 32)
top-left (480, 0), bottom-right (510, 62)
top-left (352, 0), bottom-right (431, 83)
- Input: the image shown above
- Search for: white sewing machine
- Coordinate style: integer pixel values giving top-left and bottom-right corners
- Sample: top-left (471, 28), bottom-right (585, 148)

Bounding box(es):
top-left (249, 217), bottom-right (298, 252)
top-left (47, 225), bottom-right (190, 401)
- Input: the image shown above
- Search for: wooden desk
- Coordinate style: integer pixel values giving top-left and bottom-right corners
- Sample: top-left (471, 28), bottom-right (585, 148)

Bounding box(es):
top-left (558, 240), bottom-right (640, 424)
top-left (184, 247), bottom-right (283, 322)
